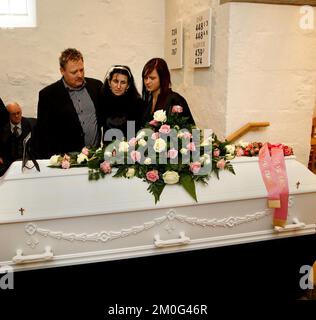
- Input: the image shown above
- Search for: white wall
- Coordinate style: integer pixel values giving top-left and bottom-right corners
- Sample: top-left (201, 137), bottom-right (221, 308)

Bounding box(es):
top-left (227, 3), bottom-right (316, 165)
top-left (165, 0), bottom-right (228, 136)
top-left (0, 0), bottom-right (165, 117)
top-left (165, 1), bottom-right (316, 164)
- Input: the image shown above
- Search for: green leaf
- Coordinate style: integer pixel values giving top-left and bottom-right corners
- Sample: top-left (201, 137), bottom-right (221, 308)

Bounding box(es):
top-left (147, 181), bottom-right (165, 204)
top-left (113, 166), bottom-right (127, 177)
top-left (180, 174), bottom-right (197, 202)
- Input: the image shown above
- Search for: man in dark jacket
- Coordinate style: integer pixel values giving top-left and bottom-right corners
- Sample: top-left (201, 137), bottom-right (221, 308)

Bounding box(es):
top-left (36, 48), bottom-right (103, 159)
top-left (0, 102), bottom-right (34, 176)
top-left (0, 97), bottom-right (8, 127)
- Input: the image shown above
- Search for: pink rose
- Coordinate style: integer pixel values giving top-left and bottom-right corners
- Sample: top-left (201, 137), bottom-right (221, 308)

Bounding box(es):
top-left (213, 149), bottom-right (220, 157)
top-left (151, 132), bottom-right (160, 140)
top-left (171, 105), bottom-right (183, 113)
top-left (146, 170), bottom-right (159, 182)
top-left (283, 146), bottom-right (293, 156)
top-left (100, 161), bottom-right (112, 173)
top-left (190, 162), bottom-right (201, 174)
top-left (61, 159), bottom-right (70, 169)
top-left (216, 159), bottom-right (226, 169)
top-left (63, 154), bottom-right (70, 161)
top-left (130, 150), bottom-right (141, 163)
top-left (128, 137), bottom-right (137, 147)
top-left (167, 148), bottom-right (178, 159)
top-left (159, 124), bottom-right (171, 134)
top-left (81, 147), bottom-right (89, 156)
top-left (182, 132), bottom-right (192, 139)
top-left (236, 147), bottom-right (244, 157)
top-left (186, 142), bottom-right (196, 152)
top-left (149, 120), bottom-right (159, 126)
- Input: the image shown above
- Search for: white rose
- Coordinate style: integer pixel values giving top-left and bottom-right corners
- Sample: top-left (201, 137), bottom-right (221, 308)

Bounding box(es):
top-left (118, 141), bottom-right (129, 153)
top-left (201, 136), bottom-right (214, 146)
top-left (200, 153), bottom-right (211, 163)
top-left (162, 171), bottom-right (180, 184)
top-left (49, 155), bottom-right (60, 166)
top-left (225, 144), bottom-right (235, 154)
top-left (104, 151), bottom-right (112, 158)
top-left (180, 148), bottom-right (188, 155)
top-left (138, 138), bottom-right (147, 147)
top-left (225, 154), bottom-right (235, 160)
top-left (144, 157), bottom-right (152, 165)
top-left (153, 110), bottom-right (167, 123)
top-left (136, 131), bottom-right (146, 140)
top-left (153, 138), bottom-right (167, 153)
top-left (237, 140), bottom-right (249, 148)
top-left (77, 153), bottom-right (88, 164)
top-left (126, 168), bottom-right (135, 178)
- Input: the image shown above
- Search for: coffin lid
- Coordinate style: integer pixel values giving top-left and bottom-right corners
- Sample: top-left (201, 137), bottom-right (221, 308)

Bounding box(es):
top-left (0, 156), bottom-right (315, 223)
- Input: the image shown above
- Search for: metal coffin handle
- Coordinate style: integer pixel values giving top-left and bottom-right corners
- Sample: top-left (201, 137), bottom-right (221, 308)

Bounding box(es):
top-left (154, 232), bottom-right (190, 248)
top-left (12, 246), bottom-right (53, 264)
top-left (274, 218), bottom-right (306, 232)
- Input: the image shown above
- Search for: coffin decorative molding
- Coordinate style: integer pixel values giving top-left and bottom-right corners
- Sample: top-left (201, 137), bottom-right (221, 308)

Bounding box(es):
top-left (24, 208), bottom-right (272, 245)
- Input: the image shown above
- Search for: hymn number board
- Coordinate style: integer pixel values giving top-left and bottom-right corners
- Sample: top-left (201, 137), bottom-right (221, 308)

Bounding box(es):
top-left (192, 9), bottom-right (212, 68)
top-left (166, 21), bottom-right (183, 69)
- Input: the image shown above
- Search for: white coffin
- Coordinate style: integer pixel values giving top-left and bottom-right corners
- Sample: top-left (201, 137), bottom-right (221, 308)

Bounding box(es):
top-left (0, 156), bottom-right (315, 271)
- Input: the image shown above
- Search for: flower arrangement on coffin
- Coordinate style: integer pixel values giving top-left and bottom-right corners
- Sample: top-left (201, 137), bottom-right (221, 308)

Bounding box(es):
top-left (49, 107), bottom-right (235, 203)
top-left (223, 141), bottom-right (294, 159)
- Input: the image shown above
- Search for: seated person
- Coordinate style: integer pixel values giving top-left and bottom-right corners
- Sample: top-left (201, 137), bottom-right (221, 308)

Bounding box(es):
top-left (0, 97), bottom-right (8, 127)
top-left (0, 102), bottom-right (35, 176)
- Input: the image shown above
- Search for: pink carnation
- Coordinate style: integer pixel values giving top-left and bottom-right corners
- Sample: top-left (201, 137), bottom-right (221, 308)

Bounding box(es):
top-left (146, 170), bottom-right (159, 182)
top-left (100, 161), bottom-right (112, 173)
top-left (171, 105), bottom-right (183, 113)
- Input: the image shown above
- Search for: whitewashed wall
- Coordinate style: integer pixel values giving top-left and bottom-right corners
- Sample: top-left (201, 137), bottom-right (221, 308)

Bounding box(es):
top-left (165, 1), bottom-right (316, 165)
top-left (227, 3), bottom-right (316, 165)
top-left (0, 0), bottom-right (165, 117)
top-left (165, 0), bottom-right (228, 136)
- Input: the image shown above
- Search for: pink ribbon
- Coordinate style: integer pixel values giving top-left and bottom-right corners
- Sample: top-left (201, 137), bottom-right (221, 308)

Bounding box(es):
top-left (258, 143), bottom-right (289, 227)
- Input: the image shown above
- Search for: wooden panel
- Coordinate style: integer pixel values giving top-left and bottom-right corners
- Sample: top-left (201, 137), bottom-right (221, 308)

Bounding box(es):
top-left (220, 0), bottom-right (316, 6)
